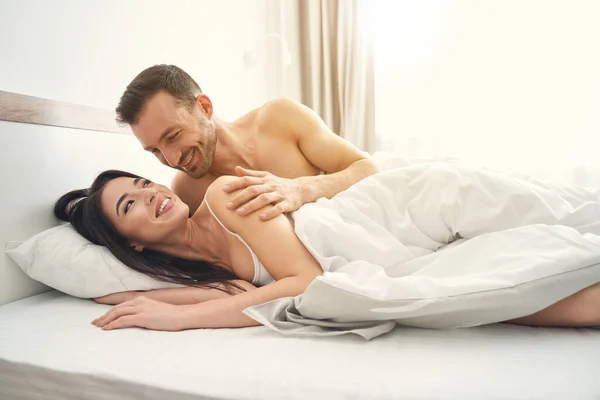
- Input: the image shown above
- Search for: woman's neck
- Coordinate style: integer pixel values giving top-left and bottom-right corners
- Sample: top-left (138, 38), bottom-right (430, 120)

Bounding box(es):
top-left (151, 211), bottom-right (228, 267)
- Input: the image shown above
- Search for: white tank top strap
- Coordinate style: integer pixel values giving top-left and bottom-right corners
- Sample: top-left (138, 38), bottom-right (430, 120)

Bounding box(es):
top-left (204, 199), bottom-right (272, 286)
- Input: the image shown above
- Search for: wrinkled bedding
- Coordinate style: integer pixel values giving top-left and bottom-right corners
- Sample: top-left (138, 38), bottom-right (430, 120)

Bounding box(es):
top-left (245, 154), bottom-right (600, 339)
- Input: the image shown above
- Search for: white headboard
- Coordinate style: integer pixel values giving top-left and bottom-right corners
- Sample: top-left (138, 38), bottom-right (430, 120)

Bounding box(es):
top-left (0, 91), bottom-right (175, 305)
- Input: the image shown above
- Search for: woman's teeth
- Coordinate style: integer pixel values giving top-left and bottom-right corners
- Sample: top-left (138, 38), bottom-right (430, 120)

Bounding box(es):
top-left (157, 198), bottom-right (171, 217)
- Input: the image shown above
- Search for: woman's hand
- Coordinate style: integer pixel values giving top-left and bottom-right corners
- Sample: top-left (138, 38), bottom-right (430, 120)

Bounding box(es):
top-left (92, 296), bottom-right (191, 331)
top-left (94, 290), bottom-right (140, 305)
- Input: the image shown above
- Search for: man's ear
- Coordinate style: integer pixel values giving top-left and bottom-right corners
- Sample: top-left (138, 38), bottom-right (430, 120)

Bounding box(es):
top-left (196, 94), bottom-right (213, 119)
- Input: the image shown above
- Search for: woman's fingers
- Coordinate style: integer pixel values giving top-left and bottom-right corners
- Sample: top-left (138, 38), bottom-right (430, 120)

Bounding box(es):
top-left (92, 297), bottom-right (184, 332)
top-left (103, 315), bottom-right (141, 331)
top-left (94, 305), bottom-right (137, 327)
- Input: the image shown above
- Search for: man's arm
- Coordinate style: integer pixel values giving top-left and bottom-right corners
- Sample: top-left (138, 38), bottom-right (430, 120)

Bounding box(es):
top-left (289, 100), bottom-right (379, 204)
top-left (225, 98), bottom-right (380, 219)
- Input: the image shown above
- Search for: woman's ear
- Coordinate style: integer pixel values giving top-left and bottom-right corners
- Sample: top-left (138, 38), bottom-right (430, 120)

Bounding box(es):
top-left (129, 243), bottom-right (145, 252)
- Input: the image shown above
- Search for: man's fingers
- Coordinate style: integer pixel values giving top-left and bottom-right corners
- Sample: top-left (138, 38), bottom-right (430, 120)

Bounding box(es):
top-left (222, 176), bottom-right (265, 194)
top-left (235, 193), bottom-right (285, 216)
top-left (226, 185), bottom-right (270, 211)
top-left (260, 202), bottom-right (291, 221)
top-left (234, 166), bottom-right (268, 178)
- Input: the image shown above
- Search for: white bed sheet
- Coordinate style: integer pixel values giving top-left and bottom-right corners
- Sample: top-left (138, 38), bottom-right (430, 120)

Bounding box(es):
top-left (0, 291), bottom-right (599, 400)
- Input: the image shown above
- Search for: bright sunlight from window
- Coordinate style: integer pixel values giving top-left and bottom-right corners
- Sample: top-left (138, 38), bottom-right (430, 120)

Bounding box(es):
top-left (371, 0), bottom-right (600, 186)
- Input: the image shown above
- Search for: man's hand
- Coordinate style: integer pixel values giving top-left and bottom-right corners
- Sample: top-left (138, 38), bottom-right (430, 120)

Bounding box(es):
top-left (222, 166), bottom-right (305, 220)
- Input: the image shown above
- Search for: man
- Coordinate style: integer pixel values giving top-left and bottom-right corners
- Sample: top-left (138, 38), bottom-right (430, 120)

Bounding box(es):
top-left (115, 64), bottom-right (378, 220)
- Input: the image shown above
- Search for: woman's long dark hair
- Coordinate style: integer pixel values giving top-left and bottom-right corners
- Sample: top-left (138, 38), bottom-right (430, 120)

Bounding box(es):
top-left (54, 170), bottom-right (245, 294)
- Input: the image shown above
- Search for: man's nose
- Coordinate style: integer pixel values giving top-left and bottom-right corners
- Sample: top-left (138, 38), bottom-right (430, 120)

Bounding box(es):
top-left (161, 147), bottom-right (181, 168)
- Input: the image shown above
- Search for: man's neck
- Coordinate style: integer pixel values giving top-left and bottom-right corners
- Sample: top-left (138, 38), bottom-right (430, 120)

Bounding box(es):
top-left (209, 117), bottom-right (253, 177)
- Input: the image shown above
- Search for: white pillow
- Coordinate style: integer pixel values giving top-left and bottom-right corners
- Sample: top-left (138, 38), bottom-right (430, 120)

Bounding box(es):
top-left (5, 224), bottom-right (182, 298)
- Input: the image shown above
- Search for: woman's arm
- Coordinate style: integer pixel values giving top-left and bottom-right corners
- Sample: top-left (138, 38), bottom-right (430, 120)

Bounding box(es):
top-left (94, 280), bottom-right (257, 305)
top-left (180, 275), bottom-right (318, 329)
top-left (94, 274), bottom-right (317, 330)
top-left (93, 176), bottom-right (324, 331)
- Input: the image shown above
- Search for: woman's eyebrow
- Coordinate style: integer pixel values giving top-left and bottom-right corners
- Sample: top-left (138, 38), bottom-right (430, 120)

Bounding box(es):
top-left (116, 178), bottom-right (143, 216)
top-left (116, 193), bottom-right (127, 216)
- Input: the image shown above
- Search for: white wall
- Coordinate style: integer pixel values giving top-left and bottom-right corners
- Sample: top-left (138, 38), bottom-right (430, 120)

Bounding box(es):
top-left (0, 121), bottom-right (181, 305)
top-left (0, 0), bottom-right (273, 120)
top-left (0, 0), bottom-right (281, 304)
top-left (373, 0), bottom-right (600, 185)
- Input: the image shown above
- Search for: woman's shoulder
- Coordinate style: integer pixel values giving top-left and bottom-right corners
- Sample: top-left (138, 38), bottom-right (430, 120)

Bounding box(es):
top-left (204, 175), bottom-right (239, 204)
top-left (203, 175), bottom-right (244, 230)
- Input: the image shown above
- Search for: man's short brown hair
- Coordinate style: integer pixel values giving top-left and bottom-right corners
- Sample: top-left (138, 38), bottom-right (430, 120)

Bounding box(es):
top-left (115, 64), bottom-right (202, 126)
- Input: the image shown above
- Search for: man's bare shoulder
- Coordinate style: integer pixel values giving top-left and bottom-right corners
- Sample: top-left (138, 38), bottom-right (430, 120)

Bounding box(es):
top-left (230, 98), bottom-right (307, 144)
top-left (258, 97), bottom-right (300, 113)
top-left (253, 98), bottom-right (303, 134)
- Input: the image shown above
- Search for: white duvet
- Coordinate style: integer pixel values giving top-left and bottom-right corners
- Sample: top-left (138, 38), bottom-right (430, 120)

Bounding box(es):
top-left (244, 154), bottom-right (600, 339)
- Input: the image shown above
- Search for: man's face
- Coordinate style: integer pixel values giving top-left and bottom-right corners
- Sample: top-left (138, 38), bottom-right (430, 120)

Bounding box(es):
top-left (132, 91), bottom-right (217, 178)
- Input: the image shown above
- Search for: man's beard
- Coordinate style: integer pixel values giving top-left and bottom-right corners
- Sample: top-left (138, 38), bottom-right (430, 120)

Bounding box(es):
top-left (188, 118), bottom-right (217, 179)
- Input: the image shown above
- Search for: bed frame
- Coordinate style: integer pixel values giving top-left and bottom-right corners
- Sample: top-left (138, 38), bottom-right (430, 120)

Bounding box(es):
top-left (2, 93), bottom-right (600, 400)
top-left (0, 90), bottom-right (174, 305)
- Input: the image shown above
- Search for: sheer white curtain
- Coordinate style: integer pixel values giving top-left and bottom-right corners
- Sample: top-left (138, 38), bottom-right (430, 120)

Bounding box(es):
top-left (295, 0), bottom-right (375, 152)
top-left (371, 0), bottom-right (600, 187)
top-left (265, 0), bottom-right (376, 152)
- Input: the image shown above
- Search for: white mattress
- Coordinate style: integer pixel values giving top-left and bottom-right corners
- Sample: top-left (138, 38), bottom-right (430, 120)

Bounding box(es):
top-left (0, 291), bottom-right (599, 400)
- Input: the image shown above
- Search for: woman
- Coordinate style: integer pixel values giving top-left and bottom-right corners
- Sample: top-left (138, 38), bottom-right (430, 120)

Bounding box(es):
top-left (56, 167), bottom-right (600, 332)
top-left (56, 170), bottom-right (323, 331)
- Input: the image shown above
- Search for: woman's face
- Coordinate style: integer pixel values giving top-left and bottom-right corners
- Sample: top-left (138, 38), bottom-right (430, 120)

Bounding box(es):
top-left (100, 176), bottom-right (190, 248)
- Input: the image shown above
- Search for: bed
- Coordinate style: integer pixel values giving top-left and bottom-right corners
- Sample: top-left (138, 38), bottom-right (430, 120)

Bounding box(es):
top-left (2, 291), bottom-right (600, 400)
top-left (1, 91), bottom-right (599, 399)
